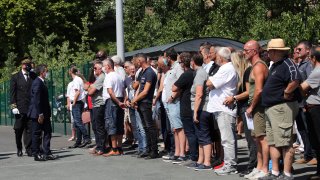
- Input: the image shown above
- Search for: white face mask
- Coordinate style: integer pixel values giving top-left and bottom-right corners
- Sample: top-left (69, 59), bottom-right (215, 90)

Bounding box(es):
top-left (102, 67), bottom-right (106, 73)
top-left (45, 72), bottom-right (50, 79)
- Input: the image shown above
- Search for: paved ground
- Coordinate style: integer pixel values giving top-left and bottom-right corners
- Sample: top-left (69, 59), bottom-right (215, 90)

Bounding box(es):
top-left (0, 126), bottom-right (316, 180)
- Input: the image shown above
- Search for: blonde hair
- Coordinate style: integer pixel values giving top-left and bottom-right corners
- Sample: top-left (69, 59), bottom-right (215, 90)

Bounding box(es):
top-left (231, 50), bottom-right (249, 90)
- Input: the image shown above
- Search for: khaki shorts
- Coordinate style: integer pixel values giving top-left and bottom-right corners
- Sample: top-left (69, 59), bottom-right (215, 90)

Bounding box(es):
top-left (265, 101), bottom-right (299, 147)
top-left (251, 106), bottom-right (266, 137)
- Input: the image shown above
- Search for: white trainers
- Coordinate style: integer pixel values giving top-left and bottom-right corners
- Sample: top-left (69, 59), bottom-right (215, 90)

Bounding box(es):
top-left (244, 168), bottom-right (260, 179)
top-left (249, 170), bottom-right (267, 180)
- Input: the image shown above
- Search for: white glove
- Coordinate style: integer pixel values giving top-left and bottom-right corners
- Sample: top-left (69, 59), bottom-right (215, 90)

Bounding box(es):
top-left (12, 108), bottom-right (20, 115)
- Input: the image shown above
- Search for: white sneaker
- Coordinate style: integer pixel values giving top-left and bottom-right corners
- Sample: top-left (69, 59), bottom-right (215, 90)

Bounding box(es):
top-left (249, 171), bottom-right (267, 180)
top-left (244, 168), bottom-right (260, 179)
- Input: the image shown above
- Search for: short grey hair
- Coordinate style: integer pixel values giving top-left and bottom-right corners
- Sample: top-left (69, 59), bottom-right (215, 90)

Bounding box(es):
top-left (111, 55), bottom-right (123, 65)
top-left (102, 58), bottom-right (114, 69)
top-left (217, 47), bottom-right (231, 61)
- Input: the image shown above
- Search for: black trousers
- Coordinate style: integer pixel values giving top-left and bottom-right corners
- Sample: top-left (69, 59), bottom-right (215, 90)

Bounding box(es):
top-left (14, 113), bottom-right (32, 153)
top-left (93, 105), bottom-right (106, 152)
top-left (138, 102), bottom-right (158, 152)
top-left (306, 105), bottom-right (320, 174)
top-left (31, 118), bottom-right (52, 156)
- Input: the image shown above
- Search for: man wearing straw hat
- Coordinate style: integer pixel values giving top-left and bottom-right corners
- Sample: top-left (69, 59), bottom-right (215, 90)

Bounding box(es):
top-left (260, 39), bottom-right (301, 180)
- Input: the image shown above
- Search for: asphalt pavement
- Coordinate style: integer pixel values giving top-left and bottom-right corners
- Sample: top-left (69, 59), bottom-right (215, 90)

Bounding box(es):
top-left (0, 126), bottom-right (316, 180)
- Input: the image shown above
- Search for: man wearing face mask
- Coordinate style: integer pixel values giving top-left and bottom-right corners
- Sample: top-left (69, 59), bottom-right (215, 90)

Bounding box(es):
top-left (10, 57), bottom-right (37, 157)
top-left (28, 64), bottom-right (57, 161)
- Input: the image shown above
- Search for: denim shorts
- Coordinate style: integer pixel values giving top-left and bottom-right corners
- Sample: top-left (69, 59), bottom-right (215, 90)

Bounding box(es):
top-left (165, 101), bottom-right (183, 130)
top-left (104, 98), bottom-right (124, 135)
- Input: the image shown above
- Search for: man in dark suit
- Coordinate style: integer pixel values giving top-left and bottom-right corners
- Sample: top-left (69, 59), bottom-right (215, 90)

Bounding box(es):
top-left (10, 58), bottom-right (37, 157)
top-left (28, 64), bottom-right (57, 161)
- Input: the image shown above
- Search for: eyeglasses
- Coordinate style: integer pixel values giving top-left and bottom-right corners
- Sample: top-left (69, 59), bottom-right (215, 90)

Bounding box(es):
top-left (296, 48), bottom-right (303, 52)
top-left (94, 67), bottom-right (101, 70)
top-left (243, 49), bottom-right (255, 52)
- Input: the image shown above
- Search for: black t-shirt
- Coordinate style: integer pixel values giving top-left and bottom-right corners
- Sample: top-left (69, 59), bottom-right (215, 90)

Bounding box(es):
top-left (261, 58), bottom-right (302, 107)
top-left (174, 69), bottom-right (194, 117)
top-left (138, 66), bottom-right (157, 103)
top-left (237, 66), bottom-right (251, 106)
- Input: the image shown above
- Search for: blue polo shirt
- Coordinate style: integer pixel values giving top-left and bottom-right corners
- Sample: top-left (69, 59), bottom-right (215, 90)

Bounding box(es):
top-left (138, 66), bottom-right (157, 103)
top-left (261, 58), bottom-right (301, 107)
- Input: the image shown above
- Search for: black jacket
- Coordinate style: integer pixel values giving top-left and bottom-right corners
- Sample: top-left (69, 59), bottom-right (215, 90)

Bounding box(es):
top-left (10, 71), bottom-right (37, 114)
top-left (28, 77), bottom-right (51, 119)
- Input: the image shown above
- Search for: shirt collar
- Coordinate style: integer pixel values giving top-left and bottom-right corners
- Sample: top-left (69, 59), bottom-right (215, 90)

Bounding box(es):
top-left (21, 69), bottom-right (27, 75)
top-left (38, 76), bottom-right (44, 82)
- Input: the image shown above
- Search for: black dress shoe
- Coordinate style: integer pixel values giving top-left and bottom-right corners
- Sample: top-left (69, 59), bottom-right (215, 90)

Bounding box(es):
top-left (17, 149), bottom-right (23, 157)
top-left (26, 150), bottom-right (33, 157)
top-left (44, 154), bottom-right (58, 160)
top-left (137, 152), bottom-right (149, 158)
top-left (144, 152), bottom-right (159, 160)
top-left (79, 140), bottom-right (92, 148)
top-left (69, 143), bottom-right (81, 149)
top-left (34, 154), bottom-right (47, 161)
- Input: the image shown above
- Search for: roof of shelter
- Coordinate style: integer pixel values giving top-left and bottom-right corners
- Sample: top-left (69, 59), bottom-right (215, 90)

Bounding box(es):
top-left (124, 37), bottom-right (245, 60)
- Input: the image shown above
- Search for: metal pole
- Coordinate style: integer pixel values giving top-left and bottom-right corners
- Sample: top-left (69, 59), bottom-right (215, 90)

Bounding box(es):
top-left (50, 70), bottom-right (55, 133)
top-left (62, 67), bottom-right (67, 135)
top-left (4, 81), bottom-right (7, 126)
top-left (116, 0), bottom-right (125, 61)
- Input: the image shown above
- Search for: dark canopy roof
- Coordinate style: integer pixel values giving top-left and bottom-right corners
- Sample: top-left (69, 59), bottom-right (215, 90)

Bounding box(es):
top-left (124, 37), bottom-right (244, 60)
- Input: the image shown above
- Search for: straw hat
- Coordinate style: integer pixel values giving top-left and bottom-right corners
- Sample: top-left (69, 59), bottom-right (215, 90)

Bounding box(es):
top-left (267, 38), bottom-right (290, 51)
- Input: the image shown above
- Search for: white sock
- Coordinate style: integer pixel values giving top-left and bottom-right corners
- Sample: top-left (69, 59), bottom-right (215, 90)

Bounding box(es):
top-left (272, 170), bottom-right (280, 176)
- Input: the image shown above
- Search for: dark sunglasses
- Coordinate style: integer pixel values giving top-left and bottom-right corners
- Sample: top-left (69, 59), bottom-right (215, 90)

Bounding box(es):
top-left (296, 48), bottom-right (303, 52)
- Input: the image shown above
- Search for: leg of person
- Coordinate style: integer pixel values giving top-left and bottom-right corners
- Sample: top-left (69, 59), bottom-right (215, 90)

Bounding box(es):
top-left (181, 116), bottom-right (198, 161)
top-left (214, 111), bottom-right (237, 175)
top-left (104, 99), bottom-right (120, 156)
top-left (240, 109), bottom-right (257, 171)
top-left (42, 117), bottom-right (55, 160)
top-left (23, 116), bottom-right (32, 156)
top-left (13, 114), bottom-right (24, 156)
top-left (128, 108), bottom-right (139, 145)
top-left (135, 109), bottom-right (147, 154)
top-left (307, 106), bottom-right (320, 175)
top-left (198, 111), bottom-right (213, 167)
top-left (116, 102), bottom-right (125, 153)
top-left (139, 102), bottom-right (158, 158)
top-left (31, 118), bottom-right (45, 161)
top-left (93, 105), bottom-right (106, 154)
top-left (296, 108), bottom-right (314, 162)
top-left (72, 103), bottom-right (84, 146)
top-left (75, 102), bottom-right (91, 146)
top-left (274, 102), bottom-right (298, 176)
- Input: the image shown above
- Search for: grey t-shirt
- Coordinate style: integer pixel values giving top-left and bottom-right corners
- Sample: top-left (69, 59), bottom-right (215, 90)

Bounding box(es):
top-left (91, 73), bottom-right (105, 107)
top-left (306, 67), bottom-right (320, 105)
top-left (190, 67), bottom-right (209, 111)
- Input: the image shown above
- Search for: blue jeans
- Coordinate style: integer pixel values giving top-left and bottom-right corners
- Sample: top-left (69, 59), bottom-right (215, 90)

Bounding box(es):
top-left (104, 99), bottom-right (124, 135)
top-left (72, 101), bottom-right (89, 145)
top-left (129, 107), bottom-right (147, 153)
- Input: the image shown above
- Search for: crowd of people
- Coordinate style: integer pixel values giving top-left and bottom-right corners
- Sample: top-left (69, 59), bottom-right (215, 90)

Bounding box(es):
top-left (9, 38), bottom-right (320, 180)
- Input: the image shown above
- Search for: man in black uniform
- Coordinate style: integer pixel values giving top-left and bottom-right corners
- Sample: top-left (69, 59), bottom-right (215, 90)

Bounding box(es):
top-left (10, 58), bottom-right (36, 157)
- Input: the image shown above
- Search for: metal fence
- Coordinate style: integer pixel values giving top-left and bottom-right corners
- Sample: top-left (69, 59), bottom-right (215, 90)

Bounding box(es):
top-left (0, 62), bottom-right (92, 135)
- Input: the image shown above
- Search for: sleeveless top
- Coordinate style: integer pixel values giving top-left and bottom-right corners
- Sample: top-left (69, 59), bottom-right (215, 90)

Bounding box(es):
top-left (248, 60), bottom-right (268, 105)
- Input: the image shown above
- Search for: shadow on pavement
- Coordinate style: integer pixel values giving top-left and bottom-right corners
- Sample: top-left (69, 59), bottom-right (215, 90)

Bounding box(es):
top-left (57, 154), bottom-right (82, 159)
top-left (0, 157), bottom-right (10, 160)
top-left (0, 153), bottom-right (15, 156)
top-left (294, 166), bottom-right (317, 175)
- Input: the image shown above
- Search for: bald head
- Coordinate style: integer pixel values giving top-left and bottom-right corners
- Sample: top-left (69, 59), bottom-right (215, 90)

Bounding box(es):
top-left (244, 40), bottom-right (260, 51)
top-left (243, 40), bottom-right (261, 62)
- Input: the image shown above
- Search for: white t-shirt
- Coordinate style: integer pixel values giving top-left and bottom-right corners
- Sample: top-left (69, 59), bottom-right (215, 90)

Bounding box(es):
top-left (206, 62), bottom-right (238, 117)
top-left (71, 76), bottom-right (85, 102)
top-left (202, 61), bottom-right (214, 73)
top-left (103, 71), bottom-right (124, 101)
top-left (115, 66), bottom-right (126, 81)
